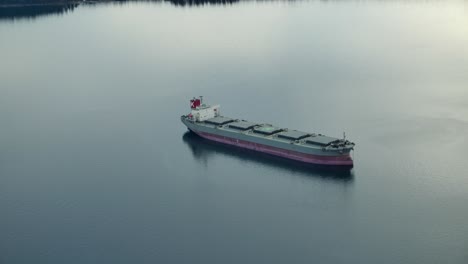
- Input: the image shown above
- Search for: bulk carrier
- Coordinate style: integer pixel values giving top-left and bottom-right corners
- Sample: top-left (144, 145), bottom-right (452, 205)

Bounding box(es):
top-left (181, 96), bottom-right (355, 166)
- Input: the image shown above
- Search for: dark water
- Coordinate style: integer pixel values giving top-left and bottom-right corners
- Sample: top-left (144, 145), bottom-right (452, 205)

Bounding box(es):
top-left (1, 1), bottom-right (468, 263)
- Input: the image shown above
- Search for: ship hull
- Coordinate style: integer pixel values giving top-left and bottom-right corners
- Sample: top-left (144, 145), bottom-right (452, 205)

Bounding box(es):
top-left (182, 117), bottom-right (353, 166)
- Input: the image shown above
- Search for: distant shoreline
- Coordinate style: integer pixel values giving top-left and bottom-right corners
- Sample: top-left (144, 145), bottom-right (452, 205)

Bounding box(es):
top-left (0, 2), bottom-right (79, 8)
top-left (0, 0), bottom-right (238, 9)
top-left (0, 1), bottom-right (113, 8)
top-left (0, 0), bottom-right (241, 16)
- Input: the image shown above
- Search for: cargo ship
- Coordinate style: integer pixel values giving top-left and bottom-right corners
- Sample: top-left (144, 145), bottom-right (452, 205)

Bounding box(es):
top-left (181, 96), bottom-right (355, 166)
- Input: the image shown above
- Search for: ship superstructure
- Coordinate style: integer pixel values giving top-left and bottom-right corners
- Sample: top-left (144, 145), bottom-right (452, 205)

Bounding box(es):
top-left (181, 96), bottom-right (355, 166)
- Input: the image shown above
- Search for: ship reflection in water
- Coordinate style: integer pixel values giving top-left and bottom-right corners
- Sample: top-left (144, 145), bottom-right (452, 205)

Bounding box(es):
top-left (182, 132), bottom-right (354, 182)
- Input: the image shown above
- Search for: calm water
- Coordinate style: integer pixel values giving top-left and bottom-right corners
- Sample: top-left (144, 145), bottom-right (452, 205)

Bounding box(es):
top-left (1, 1), bottom-right (468, 263)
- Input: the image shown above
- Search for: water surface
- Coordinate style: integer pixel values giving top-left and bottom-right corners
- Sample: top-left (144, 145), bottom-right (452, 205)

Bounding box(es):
top-left (1, 1), bottom-right (468, 263)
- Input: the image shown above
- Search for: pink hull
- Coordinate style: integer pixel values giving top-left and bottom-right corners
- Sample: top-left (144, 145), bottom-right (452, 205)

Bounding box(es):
top-left (194, 131), bottom-right (353, 166)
